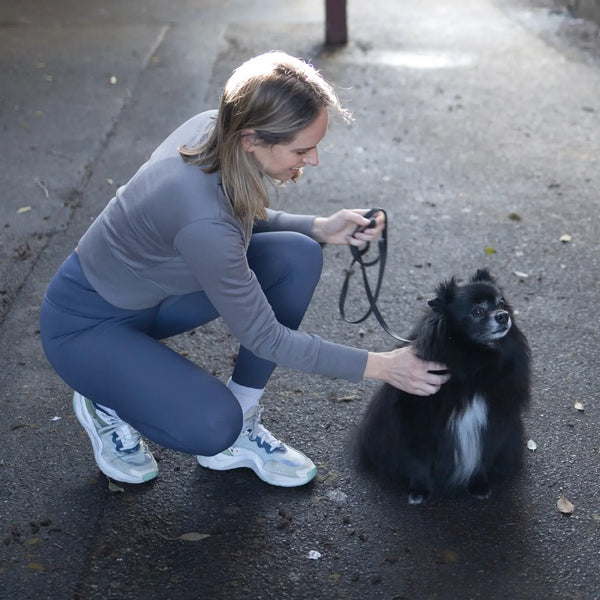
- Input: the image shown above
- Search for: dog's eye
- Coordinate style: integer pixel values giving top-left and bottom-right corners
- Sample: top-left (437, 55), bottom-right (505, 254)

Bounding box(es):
top-left (472, 306), bottom-right (485, 318)
top-left (498, 298), bottom-right (507, 309)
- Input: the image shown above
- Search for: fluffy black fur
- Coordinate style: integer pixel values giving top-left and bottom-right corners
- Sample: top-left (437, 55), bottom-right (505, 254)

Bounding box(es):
top-left (356, 269), bottom-right (531, 504)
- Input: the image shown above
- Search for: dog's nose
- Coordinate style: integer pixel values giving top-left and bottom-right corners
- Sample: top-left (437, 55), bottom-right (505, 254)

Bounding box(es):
top-left (495, 311), bottom-right (509, 325)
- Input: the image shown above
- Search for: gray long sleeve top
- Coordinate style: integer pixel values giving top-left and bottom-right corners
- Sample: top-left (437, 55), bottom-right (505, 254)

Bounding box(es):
top-left (77, 111), bottom-right (368, 382)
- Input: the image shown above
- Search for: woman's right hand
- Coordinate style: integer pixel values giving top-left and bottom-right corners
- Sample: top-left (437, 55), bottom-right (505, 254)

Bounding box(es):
top-left (364, 346), bottom-right (450, 396)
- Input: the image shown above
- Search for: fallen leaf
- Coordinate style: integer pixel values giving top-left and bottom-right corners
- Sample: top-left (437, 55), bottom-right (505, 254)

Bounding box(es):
top-left (107, 480), bottom-right (125, 493)
top-left (441, 549), bottom-right (459, 564)
top-left (17, 206), bottom-right (32, 214)
top-left (513, 271), bottom-right (529, 279)
top-left (559, 234), bottom-right (572, 243)
top-left (484, 246), bottom-right (497, 255)
top-left (25, 537), bottom-right (43, 546)
top-left (527, 439), bottom-right (537, 452)
top-left (574, 401), bottom-right (584, 412)
top-left (557, 495), bottom-right (574, 515)
top-left (179, 532), bottom-right (210, 542)
top-left (35, 177), bottom-right (49, 199)
top-left (508, 213), bottom-right (522, 221)
top-left (326, 489), bottom-right (348, 503)
top-left (318, 471), bottom-right (338, 485)
top-left (26, 562), bottom-right (45, 572)
top-left (307, 550), bottom-right (322, 560)
top-left (338, 395), bottom-right (357, 402)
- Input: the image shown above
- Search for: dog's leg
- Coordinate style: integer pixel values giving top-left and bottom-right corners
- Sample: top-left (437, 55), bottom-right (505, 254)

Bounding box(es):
top-left (407, 485), bottom-right (432, 505)
top-left (467, 471), bottom-right (491, 500)
top-left (406, 461), bottom-right (434, 505)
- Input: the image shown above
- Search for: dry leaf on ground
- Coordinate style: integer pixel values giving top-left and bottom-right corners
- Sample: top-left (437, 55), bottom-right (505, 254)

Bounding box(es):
top-left (179, 532), bottom-right (211, 542)
top-left (107, 479), bottom-right (125, 493)
top-left (557, 495), bottom-right (574, 515)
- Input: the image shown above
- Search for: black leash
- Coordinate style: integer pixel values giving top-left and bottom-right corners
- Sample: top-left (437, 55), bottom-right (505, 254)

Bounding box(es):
top-left (338, 208), bottom-right (414, 344)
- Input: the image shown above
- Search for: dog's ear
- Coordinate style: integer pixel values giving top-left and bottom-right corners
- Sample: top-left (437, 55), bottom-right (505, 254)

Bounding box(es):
top-left (428, 277), bottom-right (457, 312)
top-left (471, 268), bottom-right (495, 284)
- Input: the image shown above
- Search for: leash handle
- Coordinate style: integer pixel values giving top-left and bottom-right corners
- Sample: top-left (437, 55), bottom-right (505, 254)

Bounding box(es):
top-left (339, 208), bottom-right (414, 344)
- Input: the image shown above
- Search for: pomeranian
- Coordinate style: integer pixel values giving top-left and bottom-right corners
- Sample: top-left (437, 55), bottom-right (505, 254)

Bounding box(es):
top-left (356, 269), bottom-right (531, 504)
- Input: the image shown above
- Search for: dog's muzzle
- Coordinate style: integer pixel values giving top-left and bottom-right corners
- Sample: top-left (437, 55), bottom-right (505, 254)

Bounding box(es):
top-left (489, 311), bottom-right (511, 338)
top-left (494, 310), bottom-right (510, 326)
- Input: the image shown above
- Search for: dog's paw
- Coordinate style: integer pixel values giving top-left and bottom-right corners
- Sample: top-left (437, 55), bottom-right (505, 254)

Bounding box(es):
top-left (467, 479), bottom-right (491, 500)
top-left (407, 489), bottom-right (431, 505)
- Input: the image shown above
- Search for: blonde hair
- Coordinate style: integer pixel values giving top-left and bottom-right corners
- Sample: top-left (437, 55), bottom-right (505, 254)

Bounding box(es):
top-left (179, 51), bottom-right (351, 222)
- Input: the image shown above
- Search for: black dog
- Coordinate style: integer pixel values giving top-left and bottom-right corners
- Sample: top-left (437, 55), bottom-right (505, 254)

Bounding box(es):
top-left (356, 269), bottom-right (530, 504)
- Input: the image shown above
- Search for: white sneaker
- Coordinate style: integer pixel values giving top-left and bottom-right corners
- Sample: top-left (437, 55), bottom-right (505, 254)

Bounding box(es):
top-left (73, 391), bottom-right (158, 484)
top-left (197, 405), bottom-right (317, 487)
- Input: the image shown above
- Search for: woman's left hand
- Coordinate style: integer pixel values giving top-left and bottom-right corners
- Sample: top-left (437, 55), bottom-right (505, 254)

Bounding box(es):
top-left (312, 209), bottom-right (385, 246)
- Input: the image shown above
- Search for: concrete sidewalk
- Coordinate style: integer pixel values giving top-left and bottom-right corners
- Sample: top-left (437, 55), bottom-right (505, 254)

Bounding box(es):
top-left (1, 1), bottom-right (600, 599)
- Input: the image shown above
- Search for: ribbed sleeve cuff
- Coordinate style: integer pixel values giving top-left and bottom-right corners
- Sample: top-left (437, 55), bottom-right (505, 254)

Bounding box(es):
top-left (313, 340), bottom-right (368, 383)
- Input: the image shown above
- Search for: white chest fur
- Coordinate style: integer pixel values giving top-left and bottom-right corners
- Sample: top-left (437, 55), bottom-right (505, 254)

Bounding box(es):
top-left (447, 394), bottom-right (488, 484)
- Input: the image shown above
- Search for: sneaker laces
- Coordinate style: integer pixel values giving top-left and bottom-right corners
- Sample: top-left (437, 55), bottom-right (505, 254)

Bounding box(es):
top-left (95, 405), bottom-right (141, 453)
top-left (246, 405), bottom-right (283, 451)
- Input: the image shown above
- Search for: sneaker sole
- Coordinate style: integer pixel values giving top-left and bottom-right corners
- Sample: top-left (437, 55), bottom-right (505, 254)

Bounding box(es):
top-left (197, 452), bottom-right (317, 487)
top-left (73, 392), bottom-right (158, 485)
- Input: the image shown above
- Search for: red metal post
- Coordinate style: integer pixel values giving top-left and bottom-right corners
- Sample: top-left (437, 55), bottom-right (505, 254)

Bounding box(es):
top-left (325, 0), bottom-right (347, 45)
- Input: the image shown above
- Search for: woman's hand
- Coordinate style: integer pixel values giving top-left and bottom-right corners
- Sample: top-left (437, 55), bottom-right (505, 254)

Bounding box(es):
top-left (312, 209), bottom-right (385, 246)
top-left (364, 346), bottom-right (450, 396)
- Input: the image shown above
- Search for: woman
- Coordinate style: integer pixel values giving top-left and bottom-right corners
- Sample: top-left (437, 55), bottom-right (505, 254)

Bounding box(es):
top-left (40, 51), bottom-right (449, 488)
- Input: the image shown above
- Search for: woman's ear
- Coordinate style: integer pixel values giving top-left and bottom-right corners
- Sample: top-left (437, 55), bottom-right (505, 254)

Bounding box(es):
top-left (240, 130), bottom-right (258, 152)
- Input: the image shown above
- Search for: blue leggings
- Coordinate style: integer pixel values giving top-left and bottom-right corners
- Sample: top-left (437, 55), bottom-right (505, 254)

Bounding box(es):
top-left (40, 232), bottom-right (323, 456)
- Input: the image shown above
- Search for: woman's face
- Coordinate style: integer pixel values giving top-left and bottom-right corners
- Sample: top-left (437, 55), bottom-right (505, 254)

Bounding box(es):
top-left (243, 108), bottom-right (329, 182)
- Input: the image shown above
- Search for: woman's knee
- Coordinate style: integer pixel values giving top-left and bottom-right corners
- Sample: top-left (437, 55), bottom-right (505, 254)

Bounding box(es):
top-left (249, 232), bottom-right (323, 285)
top-left (286, 233), bottom-right (323, 279)
top-left (196, 401), bottom-right (243, 455)
top-left (267, 233), bottom-right (323, 296)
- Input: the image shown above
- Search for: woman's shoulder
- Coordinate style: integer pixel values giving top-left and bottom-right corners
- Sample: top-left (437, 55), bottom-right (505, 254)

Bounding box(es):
top-left (151, 110), bottom-right (218, 161)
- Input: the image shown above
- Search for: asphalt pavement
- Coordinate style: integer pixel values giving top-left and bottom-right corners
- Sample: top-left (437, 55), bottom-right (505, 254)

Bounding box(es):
top-left (1, 0), bottom-right (600, 599)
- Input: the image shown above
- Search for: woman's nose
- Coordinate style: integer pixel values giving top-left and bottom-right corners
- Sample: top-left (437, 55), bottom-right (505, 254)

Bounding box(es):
top-left (303, 148), bottom-right (319, 167)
